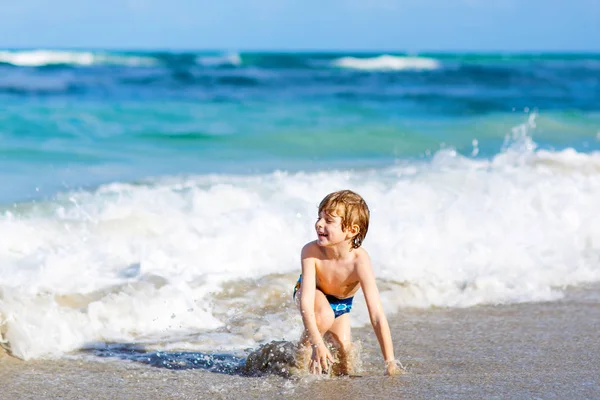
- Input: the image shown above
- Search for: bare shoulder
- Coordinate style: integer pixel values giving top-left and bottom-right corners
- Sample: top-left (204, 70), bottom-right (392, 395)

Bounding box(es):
top-left (353, 247), bottom-right (372, 266)
top-left (353, 247), bottom-right (374, 276)
top-left (301, 241), bottom-right (320, 259)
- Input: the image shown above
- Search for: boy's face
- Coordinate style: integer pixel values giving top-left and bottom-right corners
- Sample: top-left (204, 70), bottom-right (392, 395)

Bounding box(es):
top-left (315, 210), bottom-right (350, 247)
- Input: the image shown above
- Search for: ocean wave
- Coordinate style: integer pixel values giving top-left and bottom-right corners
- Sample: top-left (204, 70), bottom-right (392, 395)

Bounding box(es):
top-left (195, 53), bottom-right (242, 67)
top-left (0, 84), bottom-right (81, 96)
top-left (1, 130), bottom-right (600, 359)
top-left (0, 50), bottom-right (157, 67)
top-left (116, 73), bottom-right (262, 88)
top-left (331, 55), bottom-right (441, 71)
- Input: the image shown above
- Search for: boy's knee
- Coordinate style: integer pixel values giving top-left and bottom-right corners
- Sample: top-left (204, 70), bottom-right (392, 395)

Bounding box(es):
top-left (337, 339), bottom-right (352, 352)
top-left (326, 333), bottom-right (351, 353)
top-left (314, 307), bottom-right (334, 331)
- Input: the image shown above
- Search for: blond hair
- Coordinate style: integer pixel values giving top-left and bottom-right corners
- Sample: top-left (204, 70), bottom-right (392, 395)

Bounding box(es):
top-left (318, 190), bottom-right (370, 249)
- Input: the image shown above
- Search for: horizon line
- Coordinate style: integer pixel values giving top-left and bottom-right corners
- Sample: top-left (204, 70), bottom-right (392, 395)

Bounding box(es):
top-left (1, 47), bottom-right (600, 55)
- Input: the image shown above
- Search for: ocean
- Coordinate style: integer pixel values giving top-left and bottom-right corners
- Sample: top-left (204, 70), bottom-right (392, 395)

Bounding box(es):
top-left (0, 49), bottom-right (599, 385)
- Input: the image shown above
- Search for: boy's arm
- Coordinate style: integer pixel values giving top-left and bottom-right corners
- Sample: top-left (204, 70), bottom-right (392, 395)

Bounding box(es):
top-left (299, 247), bottom-right (335, 374)
top-left (299, 247), bottom-right (324, 347)
top-left (356, 253), bottom-right (401, 375)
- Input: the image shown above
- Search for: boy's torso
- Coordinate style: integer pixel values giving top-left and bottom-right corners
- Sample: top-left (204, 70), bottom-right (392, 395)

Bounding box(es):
top-left (312, 245), bottom-right (364, 299)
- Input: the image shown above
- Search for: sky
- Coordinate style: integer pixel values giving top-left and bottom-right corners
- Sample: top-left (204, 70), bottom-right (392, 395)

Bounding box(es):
top-left (0, 0), bottom-right (599, 51)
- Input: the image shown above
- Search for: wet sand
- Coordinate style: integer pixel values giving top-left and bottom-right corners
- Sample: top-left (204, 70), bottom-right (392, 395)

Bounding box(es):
top-left (1, 286), bottom-right (599, 399)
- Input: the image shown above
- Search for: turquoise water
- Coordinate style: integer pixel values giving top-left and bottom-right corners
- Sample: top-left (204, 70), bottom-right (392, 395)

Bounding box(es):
top-left (1, 50), bottom-right (599, 203)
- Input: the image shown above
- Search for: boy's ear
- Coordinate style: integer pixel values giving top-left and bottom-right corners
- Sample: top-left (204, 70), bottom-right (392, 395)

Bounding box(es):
top-left (347, 224), bottom-right (360, 237)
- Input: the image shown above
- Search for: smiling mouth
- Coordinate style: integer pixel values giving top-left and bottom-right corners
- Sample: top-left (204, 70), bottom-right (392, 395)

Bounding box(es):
top-left (318, 232), bottom-right (328, 238)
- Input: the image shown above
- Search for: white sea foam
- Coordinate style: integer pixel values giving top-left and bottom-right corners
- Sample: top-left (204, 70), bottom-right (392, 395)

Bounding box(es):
top-left (196, 53), bottom-right (242, 67)
top-left (0, 50), bottom-right (157, 67)
top-left (332, 55), bottom-right (441, 71)
top-left (1, 125), bottom-right (600, 359)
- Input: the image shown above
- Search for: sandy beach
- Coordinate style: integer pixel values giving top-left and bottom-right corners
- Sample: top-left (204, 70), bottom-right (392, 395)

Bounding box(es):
top-left (1, 285), bottom-right (598, 399)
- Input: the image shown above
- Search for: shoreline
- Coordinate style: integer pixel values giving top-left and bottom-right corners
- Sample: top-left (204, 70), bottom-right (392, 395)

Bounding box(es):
top-left (1, 286), bottom-right (599, 399)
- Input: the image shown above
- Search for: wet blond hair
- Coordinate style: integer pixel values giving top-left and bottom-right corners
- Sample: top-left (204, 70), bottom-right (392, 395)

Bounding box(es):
top-left (318, 190), bottom-right (370, 249)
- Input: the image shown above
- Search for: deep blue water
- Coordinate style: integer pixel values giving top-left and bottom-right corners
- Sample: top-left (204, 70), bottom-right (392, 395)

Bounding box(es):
top-left (1, 50), bottom-right (599, 203)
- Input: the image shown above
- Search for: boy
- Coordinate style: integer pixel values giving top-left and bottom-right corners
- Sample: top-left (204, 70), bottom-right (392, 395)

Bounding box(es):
top-left (294, 190), bottom-right (402, 376)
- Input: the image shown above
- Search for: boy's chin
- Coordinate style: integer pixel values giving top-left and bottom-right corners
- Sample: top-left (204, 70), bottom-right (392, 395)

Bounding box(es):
top-left (316, 238), bottom-right (354, 249)
top-left (316, 237), bottom-right (344, 247)
top-left (316, 237), bottom-right (329, 246)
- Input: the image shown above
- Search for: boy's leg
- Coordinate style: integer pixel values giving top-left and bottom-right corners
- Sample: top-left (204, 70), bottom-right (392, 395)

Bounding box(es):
top-left (295, 288), bottom-right (335, 339)
top-left (327, 314), bottom-right (353, 375)
top-left (295, 289), bottom-right (335, 371)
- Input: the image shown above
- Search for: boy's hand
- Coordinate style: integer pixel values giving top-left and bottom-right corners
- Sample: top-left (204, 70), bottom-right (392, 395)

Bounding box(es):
top-left (310, 343), bottom-right (334, 374)
top-left (385, 360), bottom-right (404, 376)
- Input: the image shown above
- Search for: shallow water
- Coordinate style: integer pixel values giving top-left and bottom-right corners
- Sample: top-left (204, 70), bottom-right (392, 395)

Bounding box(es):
top-left (2, 285), bottom-right (598, 399)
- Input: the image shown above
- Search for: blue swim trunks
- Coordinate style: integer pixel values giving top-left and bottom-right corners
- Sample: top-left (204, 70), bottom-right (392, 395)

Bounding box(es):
top-left (293, 275), bottom-right (354, 318)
